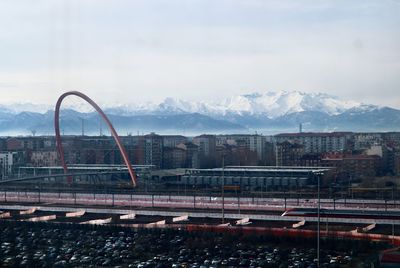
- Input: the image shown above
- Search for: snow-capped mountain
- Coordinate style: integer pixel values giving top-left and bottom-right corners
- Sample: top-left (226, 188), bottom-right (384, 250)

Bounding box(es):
top-left (0, 90), bottom-right (398, 135)
top-left (0, 103), bottom-right (52, 114)
top-left (103, 90), bottom-right (369, 119)
top-left (1, 90), bottom-right (371, 118)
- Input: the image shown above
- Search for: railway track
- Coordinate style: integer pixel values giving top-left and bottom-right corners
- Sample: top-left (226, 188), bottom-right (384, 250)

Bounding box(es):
top-left (1, 191), bottom-right (399, 213)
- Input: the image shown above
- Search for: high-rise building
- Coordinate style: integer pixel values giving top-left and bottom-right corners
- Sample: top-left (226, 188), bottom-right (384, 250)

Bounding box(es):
top-left (217, 134), bottom-right (266, 162)
top-left (353, 133), bottom-right (382, 150)
top-left (163, 147), bottom-right (186, 169)
top-left (193, 135), bottom-right (216, 156)
top-left (162, 135), bottom-right (188, 148)
top-left (275, 141), bottom-right (305, 166)
top-left (177, 142), bottom-right (199, 168)
top-left (274, 132), bottom-right (352, 153)
top-left (193, 135), bottom-right (217, 168)
top-left (144, 133), bottom-right (163, 168)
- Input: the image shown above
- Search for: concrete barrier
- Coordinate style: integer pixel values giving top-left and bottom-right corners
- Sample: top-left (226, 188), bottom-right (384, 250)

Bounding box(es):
top-left (20, 207), bottom-right (37, 215)
top-left (25, 215), bottom-right (56, 222)
top-left (1, 204), bottom-right (400, 225)
top-left (172, 215), bottom-right (189, 223)
top-left (0, 212), bottom-right (11, 219)
top-left (81, 218), bottom-right (112, 225)
top-left (352, 223), bottom-right (376, 233)
top-left (120, 213), bottom-right (136, 220)
top-left (292, 220), bottom-right (306, 229)
top-left (147, 220), bottom-right (166, 226)
top-left (363, 223), bottom-right (377, 232)
top-left (66, 210), bottom-right (86, 218)
top-left (236, 218), bottom-right (252, 226)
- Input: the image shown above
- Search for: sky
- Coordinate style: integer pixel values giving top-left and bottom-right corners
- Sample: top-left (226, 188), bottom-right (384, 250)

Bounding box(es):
top-left (0, 0), bottom-right (399, 108)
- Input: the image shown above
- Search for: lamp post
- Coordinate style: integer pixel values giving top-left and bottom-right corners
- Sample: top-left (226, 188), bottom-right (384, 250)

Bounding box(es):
top-left (317, 172), bottom-right (321, 268)
top-left (221, 153), bottom-right (225, 224)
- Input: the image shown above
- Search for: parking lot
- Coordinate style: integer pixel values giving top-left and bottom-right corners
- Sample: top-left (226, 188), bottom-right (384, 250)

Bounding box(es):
top-left (0, 221), bottom-right (381, 267)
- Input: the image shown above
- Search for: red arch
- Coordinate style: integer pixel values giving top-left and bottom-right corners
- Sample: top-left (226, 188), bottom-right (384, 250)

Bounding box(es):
top-left (54, 91), bottom-right (138, 187)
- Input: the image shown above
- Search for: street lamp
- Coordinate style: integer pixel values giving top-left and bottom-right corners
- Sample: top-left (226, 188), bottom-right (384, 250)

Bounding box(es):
top-left (221, 153), bottom-right (225, 224)
top-left (316, 172), bottom-right (322, 268)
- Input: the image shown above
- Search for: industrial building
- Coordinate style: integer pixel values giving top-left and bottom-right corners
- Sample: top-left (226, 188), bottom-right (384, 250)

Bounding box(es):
top-left (16, 164), bottom-right (155, 185)
top-left (180, 166), bottom-right (330, 190)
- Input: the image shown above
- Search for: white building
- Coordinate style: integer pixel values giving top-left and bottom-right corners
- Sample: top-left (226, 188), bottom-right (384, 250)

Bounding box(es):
top-left (0, 152), bottom-right (21, 179)
top-left (354, 133), bottom-right (382, 150)
top-left (274, 132), bottom-right (351, 153)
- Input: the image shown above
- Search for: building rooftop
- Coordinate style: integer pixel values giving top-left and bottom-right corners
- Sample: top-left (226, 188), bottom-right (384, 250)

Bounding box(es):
top-left (19, 164), bottom-right (155, 171)
top-left (275, 132), bottom-right (352, 137)
top-left (187, 166), bottom-right (331, 173)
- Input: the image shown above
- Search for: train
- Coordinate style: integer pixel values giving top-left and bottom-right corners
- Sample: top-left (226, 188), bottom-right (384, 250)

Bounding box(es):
top-left (281, 208), bottom-right (400, 220)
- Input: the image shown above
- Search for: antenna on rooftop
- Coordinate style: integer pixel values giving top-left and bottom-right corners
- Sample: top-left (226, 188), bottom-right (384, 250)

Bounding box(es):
top-left (99, 116), bottom-right (103, 136)
top-left (80, 117), bottom-right (84, 136)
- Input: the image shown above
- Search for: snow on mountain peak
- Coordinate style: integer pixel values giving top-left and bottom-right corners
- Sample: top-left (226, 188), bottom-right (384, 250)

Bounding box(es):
top-left (195, 90), bottom-right (363, 118)
top-left (0, 90), bottom-right (371, 119)
top-left (106, 90), bottom-right (367, 118)
top-left (0, 103), bottom-right (52, 114)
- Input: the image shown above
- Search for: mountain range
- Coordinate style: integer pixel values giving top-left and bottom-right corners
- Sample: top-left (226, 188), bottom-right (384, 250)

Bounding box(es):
top-left (0, 90), bottom-right (399, 136)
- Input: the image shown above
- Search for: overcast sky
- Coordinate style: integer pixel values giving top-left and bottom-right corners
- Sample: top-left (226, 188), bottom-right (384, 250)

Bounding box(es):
top-left (0, 0), bottom-right (399, 108)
